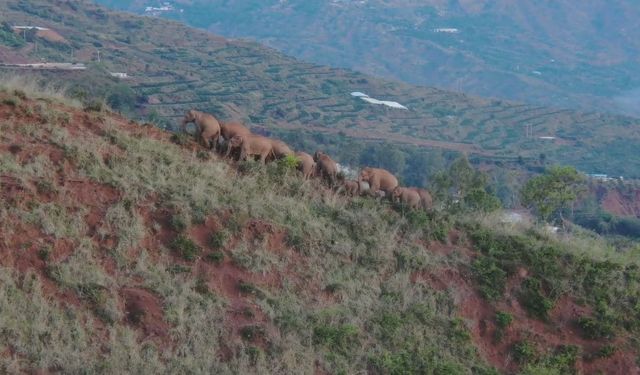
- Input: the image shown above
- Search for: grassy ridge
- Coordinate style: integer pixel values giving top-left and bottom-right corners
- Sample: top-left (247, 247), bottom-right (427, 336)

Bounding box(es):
top-left (1, 82), bottom-right (639, 374)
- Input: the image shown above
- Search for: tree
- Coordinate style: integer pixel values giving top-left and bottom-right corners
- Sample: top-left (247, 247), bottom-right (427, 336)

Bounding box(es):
top-left (432, 155), bottom-right (501, 213)
top-left (521, 166), bottom-right (586, 224)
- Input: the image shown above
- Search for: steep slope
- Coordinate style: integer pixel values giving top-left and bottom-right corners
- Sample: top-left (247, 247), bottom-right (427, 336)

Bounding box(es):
top-left (1, 84), bottom-right (640, 374)
top-left (96, 0), bottom-right (640, 116)
top-left (2, 0), bottom-right (640, 181)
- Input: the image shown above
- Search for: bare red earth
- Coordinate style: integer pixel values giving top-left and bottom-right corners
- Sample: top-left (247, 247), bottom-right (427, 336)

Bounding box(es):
top-left (413, 241), bottom-right (640, 374)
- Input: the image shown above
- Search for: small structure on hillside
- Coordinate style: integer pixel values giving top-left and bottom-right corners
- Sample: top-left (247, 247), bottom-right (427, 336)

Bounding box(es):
top-left (12, 26), bottom-right (50, 31)
top-left (110, 72), bottom-right (129, 79)
top-left (350, 92), bottom-right (408, 110)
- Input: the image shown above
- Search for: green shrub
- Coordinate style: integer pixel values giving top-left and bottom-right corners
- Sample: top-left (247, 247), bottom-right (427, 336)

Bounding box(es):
top-left (238, 281), bottom-right (265, 298)
top-left (170, 132), bottom-right (191, 146)
top-left (209, 230), bottom-right (228, 249)
top-left (83, 100), bottom-right (105, 112)
top-left (313, 324), bottom-right (359, 354)
top-left (449, 318), bottom-right (471, 342)
top-left (519, 278), bottom-right (554, 320)
top-left (240, 325), bottom-right (265, 341)
top-left (2, 96), bottom-right (20, 107)
top-left (170, 215), bottom-right (187, 232)
top-left (593, 344), bottom-right (616, 359)
top-left (577, 316), bottom-right (615, 339)
top-left (205, 251), bottom-right (224, 264)
top-left (547, 345), bottom-right (579, 373)
top-left (37, 247), bottom-right (51, 261)
top-left (472, 257), bottom-right (507, 300)
top-left (513, 341), bottom-right (538, 364)
top-left (170, 234), bottom-right (201, 261)
top-left (167, 264), bottom-right (191, 274)
top-left (495, 311), bottom-right (513, 328)
top-left (278, 154), bottom-right (300, 170)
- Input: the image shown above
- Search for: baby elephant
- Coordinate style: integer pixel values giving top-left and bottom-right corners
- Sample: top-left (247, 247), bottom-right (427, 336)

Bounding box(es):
top-left (336, 179), bottom-right (360, 196)
top-left (392, 187), bottom-right (422, 210)
top-left (295, 151), bottom-right (316, 179)
top-left (228, 134), bottom-right (274, 164)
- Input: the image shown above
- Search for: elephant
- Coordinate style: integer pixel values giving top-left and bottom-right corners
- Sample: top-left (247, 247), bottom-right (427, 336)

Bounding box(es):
top-left (181, 109), bottom-right (221, 150)
top-left (269, 139), bottom-right (294, 160)
top-left (294, 151), bottom-right (316, 179)
top-left (411, 188), bottom-right (433, 210)
top-left (337, 180), bottom-right (360, 196)
top-left (358, 167), bottom-right (398, 197)
top-left (219, 121), bottom-right (252, 157)
top-left (228, 134), bottom-right (274, 164)
top-left (392, 187), bottom-right (421, 210)
top-left (314, 151), bottom-right (338, 186)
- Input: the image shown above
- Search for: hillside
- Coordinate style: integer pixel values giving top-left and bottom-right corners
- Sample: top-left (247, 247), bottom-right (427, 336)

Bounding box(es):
top-left (96, 0), bottom-right (640, 117)
top-left (1, 81), bottom-right (640, 373)
top-left (2, 0), bottom-right (640, 182)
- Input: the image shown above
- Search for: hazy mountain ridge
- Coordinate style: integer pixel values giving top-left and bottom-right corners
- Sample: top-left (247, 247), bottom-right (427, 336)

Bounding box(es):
top-left (97, 0), bottom-right (640, 116)
top-left (2, 0), bottom-right (640, 182)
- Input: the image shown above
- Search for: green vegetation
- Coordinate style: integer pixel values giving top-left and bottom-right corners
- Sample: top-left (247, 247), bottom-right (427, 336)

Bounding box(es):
top-left (521, 166), bottom-right (586, 223)
top-left (170, 234), bottom-right (201, 261)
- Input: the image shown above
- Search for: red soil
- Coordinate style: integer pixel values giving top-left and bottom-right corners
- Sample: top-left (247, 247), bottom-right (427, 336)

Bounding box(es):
top-left (121, 287), bottom-right (171, 343)
top-left (412, 247), bottom-right (640, 374)
top-left (599, 186), bottom-right (640, 218)
top-left (2, 95), bottom-right (638, 373)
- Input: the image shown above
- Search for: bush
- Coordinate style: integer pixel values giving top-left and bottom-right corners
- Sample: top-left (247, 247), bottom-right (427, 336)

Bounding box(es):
top-left (83, 100), bottom-right (105, 112)
top-left (472, 257), bottom-right (507, 300)
top-left (205, 251), bottom-right (224, 264)
top-left (519, 278), bottom-right (554, 320)
top-left (513, 341), bottom-right (538, 364)
top-left (240, 325), bottom-right (265, 341)
top-left (170, 234), bottom-right (201, 261)
top-left (313, 324), bottom-right (359, 354)
top-left (495, 311), bottom-right (513, 328)
top-left (209, 230), bottom-right (228, 249)
top-left (593, 344), bottom-right (616, 359)
top-left (170, 132), bottom-right (191, 146)
top-left (577, 316), bottom-right (615, 339)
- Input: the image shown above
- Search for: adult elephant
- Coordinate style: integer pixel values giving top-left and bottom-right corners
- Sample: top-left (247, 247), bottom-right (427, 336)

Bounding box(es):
top-left (411, 188), bottom-right (433, 210)
top-left (295, 151), bottom-right (316, 179)
top-left (181, 109), bottom-right (221, 150)
top-left (228, 134), bottom-right (274, 164)
top-left (358, 167), bottom-right (398, 197)
top-left (314, 151), bottom-right (338, 186)
top-left (392, 187), bottom-right (421, 210)
top-left (219, 121), bottom-right (252, 157)
top-left (270, 139), bottom-right (294, 160)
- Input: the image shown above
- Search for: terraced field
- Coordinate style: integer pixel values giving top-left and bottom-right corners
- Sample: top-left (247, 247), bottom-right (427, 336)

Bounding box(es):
top-left (2, 0), bottom-right (640, 178)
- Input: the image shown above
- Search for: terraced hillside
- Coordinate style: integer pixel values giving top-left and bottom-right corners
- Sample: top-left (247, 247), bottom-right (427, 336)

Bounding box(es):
top-left (2, 82), bottom-right (640, 374)
top-left (98, 0), bottom-right (640, 117)
top-left (2, 0), bottom-right (640, 179)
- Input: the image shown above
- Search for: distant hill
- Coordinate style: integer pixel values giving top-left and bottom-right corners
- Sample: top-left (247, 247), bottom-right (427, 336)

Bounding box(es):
top-left (96, 0), bottom-right (640, 117)
top-left (2, 0), bottom-right (640, 181)
top-left (1, 83), bottom-right (639, 375)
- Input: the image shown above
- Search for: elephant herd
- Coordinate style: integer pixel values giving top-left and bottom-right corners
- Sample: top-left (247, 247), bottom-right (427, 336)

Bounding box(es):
top-left (182, 109), bottom-right (433, 211)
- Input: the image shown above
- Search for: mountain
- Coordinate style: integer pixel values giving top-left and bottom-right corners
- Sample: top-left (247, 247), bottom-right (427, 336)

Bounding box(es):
top-left (2, 0), bottom-right (640, 184)
top-left (1, 81), bottom-right (639, 374)
top-left (96, 0), bottom-right (640, 117)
